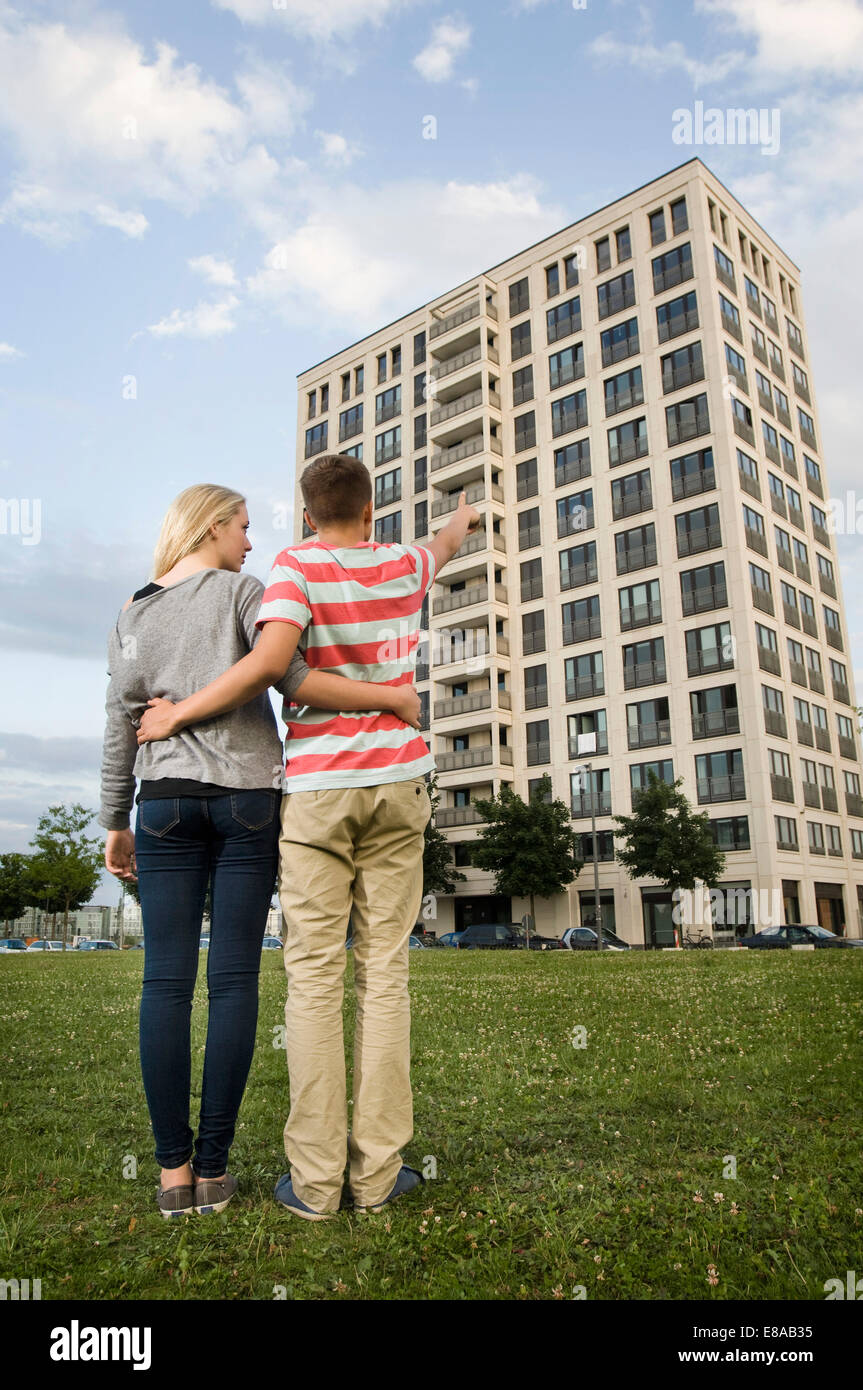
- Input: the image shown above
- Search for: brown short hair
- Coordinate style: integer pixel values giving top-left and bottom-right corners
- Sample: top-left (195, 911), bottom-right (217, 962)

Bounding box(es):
top-left (300, 454), bottom-right (373, 527)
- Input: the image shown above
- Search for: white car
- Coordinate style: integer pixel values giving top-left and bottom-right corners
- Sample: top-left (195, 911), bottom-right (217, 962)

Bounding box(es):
top-left (26, 940), bottom-right (64, 952)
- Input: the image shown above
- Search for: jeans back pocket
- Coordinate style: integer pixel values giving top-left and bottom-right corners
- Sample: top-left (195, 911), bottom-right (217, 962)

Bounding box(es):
top-left (230, 790), bottom-right (278, 831)
top-left (138, 798), bottom-right (181, 838)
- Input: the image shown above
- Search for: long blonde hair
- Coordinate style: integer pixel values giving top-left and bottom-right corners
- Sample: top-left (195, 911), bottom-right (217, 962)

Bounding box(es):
top-left (152, 484), bottom-right (246, 578)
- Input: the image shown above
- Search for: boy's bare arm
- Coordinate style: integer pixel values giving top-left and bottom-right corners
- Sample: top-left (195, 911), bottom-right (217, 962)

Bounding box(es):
top-left (137, 621), bottom-right (301, 742)
top-left (425, 491), bottom-right (482, 577)
top-left (294, 671), bottom-right (422, 728)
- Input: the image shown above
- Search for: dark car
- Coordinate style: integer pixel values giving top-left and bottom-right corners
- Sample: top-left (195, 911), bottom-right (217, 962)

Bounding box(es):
top-left (561, 926), bottom-right (631, 951)
top-left (455, 922), bottom-right (525, 950)
top-left (740, 924), bottom-right (863, 950)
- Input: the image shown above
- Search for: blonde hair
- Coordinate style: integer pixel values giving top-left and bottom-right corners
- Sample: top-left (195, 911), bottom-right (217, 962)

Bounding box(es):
top-left (152, 484), bottom-right (246, 579)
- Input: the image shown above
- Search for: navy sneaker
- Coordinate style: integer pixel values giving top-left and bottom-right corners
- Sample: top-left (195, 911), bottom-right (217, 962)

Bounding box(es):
top-left (354, 1165), bottom-right (425, 1214)
top-left (274, 1174), bottom-right (335, 1221)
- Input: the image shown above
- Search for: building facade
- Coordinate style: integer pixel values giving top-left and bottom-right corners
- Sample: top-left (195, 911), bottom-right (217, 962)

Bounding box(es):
top-left (294, 157), bottom-right (862, 947)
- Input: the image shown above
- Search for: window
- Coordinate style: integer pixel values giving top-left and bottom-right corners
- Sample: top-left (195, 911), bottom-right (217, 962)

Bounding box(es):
top-left (339, 403), bottom-right (363, 442)
top-left (515, 410), bottom-right (536, 453)
top-left (509, 277), bottom-right (530, 316)
top-left (662, 341), bottom-right (704, 393)
top-left (374, 510), bottom-right (401, 544)
top-left (718, 292), bottom-right (741, 336)
top-left (374, 425), bottom-right (401, 466)
top-left (518, 506), bottom-right (541, 551)
top-left (612, 467), bottom-right (652, 519)
top-left (562, 594), bottom-right (602, 644)
top-left (564, 252), bottom-right (580, 289)
top-left (600, 316), bottom-right (639, 367)
top-left (656, 290), bottom-right (698, 343)
top-left (549, 343), bottom-right (585, 391)
top-left (552, 389), bottom-right (588, 438)
top-left (565, 651), bottom-right (604, 700)
top-left (413, 330), bottom-right (426, 366)
top-left (414, 456), bottom-right (427, 492)
top-left (516, 457), bottom-right (538, 502)
top-left (676, 502), bottom-right (721, 556)
top-left (377, 353), bottom-right (387, 384)
top-left (557, 488), bottom-right (595, 537)
top-left (627, 696), bottom-right (669, 747)
top-left (414, 499), bottom-right (428, 538)
top-left (670, 197), bottom-right (688, 235)
top-left (775, 816), bottom-right (799, 850)
top-left (414, 413), bottom-right (426, 450)
top-left (526, 719), bottom-right (551, 766)
top-left (686, 622), bottom-right (734, 677)
top-left (631, 760), bottom-right (674, 805)
top-left (545, 263), bottom-right (560, 298)
top-left (570, 708), bottom-right (608, 756)
top-left (511, 320), bottom-right (532, 361)
top-left (354, 365), bottom-right (364, 394)
top-left (666, 393), bottom-right (710, 446)
top-left (375, 384), bottom-right (401, 424)
top-left (615, 226), bottom-right (631, 262)
top-left (709, 816), bottom-right (750, 851)
top-left (597, 270), bottom-right (635, 320)
top-left (305, 421), bottom-right (328, 458)
top-left (375, 468), bottom-right (401, 508)
top-left (342, 443), bottom-right (363, 460)
top-left (522, 609), bottom-right (546, 655)
top-left (320, 384), bottom-right (329, 412)
top-left (341, 372), bottom-right (351, 402)
top-left (608, 417), bottom-right (648, 467)
top-left (559, 539), bottom-right (597, 589)
top-left (681, 560), bottom-right (726, 615)
top-left (595, 236), bottom-right (611, 273)
top-left (414, 372), bottom-right (427, 408)
top-left (513, 364), bottom-right (534, 405)
top-left (696, 749), bottom-right (745, 803)
top-left (649, 208), bottom-right (666, 246)
top-left (391, 345), bottom-right (401, 376)
top-left (307, 389), bottom-right (317, 419)
top-left (524, 664), bottom-right (548, 710)
top-left (619, 578), bottom-right (661, 631)
top-left (615, 522), bottom-right (656, 574)
top-left (622, 636), bottom-right (666, 689)
top-left (547, 296), bottom-right (581, 343)
top-left (555, 438), bottom-right (592, 486)
top-left (520, 556), bottom-right (543, 602)
top-left (713, 244), bottom-right (736, 289)
top-left (605, 366), bottom-right (643, 416)
top-left (653, 244), bottom-right (693, 294)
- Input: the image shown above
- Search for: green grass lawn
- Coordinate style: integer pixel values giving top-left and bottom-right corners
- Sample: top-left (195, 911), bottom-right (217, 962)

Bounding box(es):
top-left (0, 948), bottom-right (860, 1301)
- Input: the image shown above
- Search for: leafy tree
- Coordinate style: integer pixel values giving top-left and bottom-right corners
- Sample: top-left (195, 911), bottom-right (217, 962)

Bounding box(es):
top-left (471, 774), bottom-right (582, 937)
top-left (0, 852), bottom-right (30, 929)
top-left (611, 769), bottom-right (725, 898)
top-left (25, 804), bottom-right (105, 948)
top-left (422, 772), bottom-right (466, 898)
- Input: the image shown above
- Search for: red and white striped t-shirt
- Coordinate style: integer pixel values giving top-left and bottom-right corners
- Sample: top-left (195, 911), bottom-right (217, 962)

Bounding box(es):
top-left (255, 539), bottom-right (436, 791)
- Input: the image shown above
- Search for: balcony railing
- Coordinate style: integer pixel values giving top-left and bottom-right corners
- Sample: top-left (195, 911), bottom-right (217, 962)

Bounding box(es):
top-left (686, 648), bottom-right (733, 677)
top-left (620, 599), bottom-right (662, 631)
top-left (802, 782), bottom-right (821, 809)
top-left (815, 729), bottom-right (831, 753)
top-left (771, 774), bottom-right (795, 803)
top-left (758, 646), bottom-right (782, 676)
top-left (677, 523), bottom-right (722, 557)
top-left (613, 488), bottom-right (652, 519)
top-left (672, 469), bottom-right (715, 501)
top-left (825, 626), bottom-right (843, 651)
top-left (436, 806), bottom-right (483, 826)
top-left (720, 309), bottom-right (743, 343)
top-left (750, 584), bottom-right (774, 616)
top-left (430, 435), bottom-right (484, 472)
top-left (521, 576), bottom-right (543, 602)
top-left (436, 746), bottom-right (495, 772)
top-left (571, 792), bottom-right (612, 818)
top-left (616, 542), bottom-right (657, 575)
top-left (668, 410), bottom-right (711, 447)
top-left (429, 300), bottom-right (480, 340)
top-left (832, 679), bottom-right (851, 705)
top-left (657, 307), bottom-right (699, 343)
top-left (565, 673), bottom-right (604, 700)
top-left (568, 732), bottom-right (609, 758)
top-left (763, 709), bottom-right (787, 737)
top-left (738, 470), bottom-right (761, 501)
top-left (562, 615), bottom-right (602, 645)
top-left (430, 342), bottom-right (498, 381)
top-left (839, 735), bottom-right (858, 762)
top-left (433, 583), bottom-right (488, 616)
top-left (430, 387), bottom-right (498, 428)
top-left (557, 509), bottom-right (595, 538)
top-left (555, 456), bottom-right (591, 488)
top-left (682, 583), bottom-right (727, 615)
top-left (623, 659), bottom-right (666, 689)
top-left (697, 774), bottom-right (746, 803)
top-left (626, 720), bottom-right (670, 749)
top-left (745, 526), bottom-right (769, 557)
top-left (560, 560), bottom-right (598, 590)
top-left (431, 481), bottom-right (503, 518)
top-left (845, 794), bottom-right (863, 818)
top-left (796, 719), bottom-right (814, 746)
top-left (433, 691), bottom-right (491, 720)
top-left (692, 708), bottom-right (740, 739)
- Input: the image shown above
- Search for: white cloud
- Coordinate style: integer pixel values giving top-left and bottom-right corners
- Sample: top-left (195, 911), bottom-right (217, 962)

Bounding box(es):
top-left (0, 343), bottom-right (24, 360)
top-left (0, 12), bottom-right (308, 241)
top-left (412, 16), bottom-right (471, 83)
top-left (246, 173), bottom-right (563, 331)
top-left (188, 253), bottom-right (239, 287)
top-left (210, 0), bottom-right (421, 42)
top-left (145, 294), bottom-right (240, 339)
top-left (314, 130), bottom-right (361, 166)
top-left (588, 33), bottom-right (744, 87)
top-left (695, 0), bottom-right (863, 77)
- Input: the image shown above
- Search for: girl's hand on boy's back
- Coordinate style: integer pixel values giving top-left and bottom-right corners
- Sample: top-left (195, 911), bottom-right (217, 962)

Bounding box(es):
top-left (137, 697), bottom-right (181, 744)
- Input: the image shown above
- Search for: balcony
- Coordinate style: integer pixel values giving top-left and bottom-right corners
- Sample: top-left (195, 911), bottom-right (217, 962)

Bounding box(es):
top-left (794, 559), bottom-right (811, 585)
top-left (815, 729), bottom-right (831, 753)
top-left (616, 541), bottom-right (657, 575)
top-left (606, 384), bottom-right (645, 417)
top-left (431, 481), bottom-right (503, 519)
top-left (431, 434), bottom-right (495, 473)
top-left (520, 575), bottom-right (543, 603)
top-left (430, 386), bottom-right (500, 429)
top-left (808, 668), bottom-right (825, 694)
top-left (657, 305), bottom-right (699, 343)
top-left (623, 659), bottom-right (666, 689)
top-left (825, 626), bottom-right (844, 651)
top-left (801, 612), bottom-right (819, 639)
top-left (601, 334), bottom-right (639, 367)
top-left (566, 673), bottom-right (604, 701)
top-left (832, 679), bottom-right (851, 705)
top-left (819, 573), bottom-right (837, 600)
top-left (571, 791), bottom-right (612, 818)
top-left (562, 615), bottom-right (602, 645)
top-left (663, 361), bottom-right (705, 394)
top-left (802, 782), bottom-right (821, 809)
top-left (522, 630), bottom-right (546, 656)
top-left (692, 708), bottom-right (740, 739)
top-left (436, 746), bottom-right (496, 773)
top-left (846, 794), bottom-right (863, 817)
top-left (764, 303), bottom-right (779, 333)
top-left (757, 387), bottom-right (774, 416)
top-left (568, 732), bottom-right (609, 759)
top-left (839, 735), bottom-right (858, 762)
top-left (806, 472), bottom-right (824, 501)
top-left (750, 584), bottom-right (774, 616)
top-left (732, 415), bottom-right (755, 446)
top-left (668, 410), bottom-right (711, 447)
top-left (763, 709), bottom-right (787, 738)
top-left (738, 469), bottom-right (761, 501)
top-left (613, 488), bottom-right (653, 519)
top-left (796, 719), bottom-right (814, 747)
top-left (429, 299), bottom-right (481, 340)
top-left (783, 600), bottom-right (801, 629)
top-left (560, 559), bottom-right (598, 590)
top-left (524, 685), bottom-right (548, 710)
top-left (752, 338), bottom-right (768, 367)
top-left (757, 646), bottom-right (782, 676)
top-left (430, 341), bottom-right (498, 383)
top-left (821, 788), bottom-right (838, 813)
top-left (433, 691), bottom-right (491, 720)
top-left (552, 404), bottom-right (589, 439)
top-left (720, 309), bottom-right (743, 343)
top-left (799, 423), bottom-right (817, 450)
top-left (770, 774), bottom-right (795, 803)
top-left (788, 505), bottom-right (806, 532)
top-left (609, 434), bottom-right (648, 467)
top-left (620, 599), bottom-right (662, 631)
top-left (812, 521), bottom-right (831, 548)
top-left (526, 741), bottom-right (551, 767)
top-left (672, 469), bottom-right (715, 501)
top-left (654, 253), bottom-right (693, 294)
top-left (555, 455), bottom-right (592, 489)
top-left (782, 455), bottom-right (799, 481)
top-left (714, 261), bottom-right (736, 294)
top-left (682, 583), bottom-right (727, 616)
top-left (452, 528), bottom-right (507, 560)
top-left (745, 526), bottom-right (769, 557)
top-left (436, 806), bottom-right (483, 826)
top-left (764, 439), bottom-right (781, 466)
top-left (557, 508), bottom-right (595, 539)
top-left (677, 523), bottom-right (722, 557)
top-left (697, 775), bottom-right (746, 803)
top-left (686, 648), bottom-right (734, 677)
top-left (789, 659), bottom-right (807, 686)
top-left (433, 582), bottom-right (487, 616)
top-left (627, 720), bottom-right (671, 749)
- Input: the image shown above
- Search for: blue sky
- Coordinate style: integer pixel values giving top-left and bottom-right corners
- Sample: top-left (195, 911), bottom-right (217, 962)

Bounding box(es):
top-left (1, 0), bottom-right (862, 896)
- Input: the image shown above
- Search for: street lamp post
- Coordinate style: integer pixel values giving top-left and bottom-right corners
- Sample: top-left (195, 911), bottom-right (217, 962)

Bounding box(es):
top-left (574, 733), bottom-right (601, 952)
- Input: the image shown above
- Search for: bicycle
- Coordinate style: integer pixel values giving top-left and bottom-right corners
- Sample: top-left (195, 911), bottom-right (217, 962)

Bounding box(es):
top-left (683, 928), bottom-right (714, 949)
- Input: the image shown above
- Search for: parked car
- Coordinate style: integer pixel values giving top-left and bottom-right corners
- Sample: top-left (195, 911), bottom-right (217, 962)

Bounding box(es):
top-left (740, 924), bottom-right (863, 950)
top-left (408, 936), bottom-right (427, 950)
top-left (261, 936), bottom-right (283, 950)
top-left (561, 926), bottom-right (631, 951)
top-left (199, 937), bottom-right (210, 950)
top-left (0, 938), bottom-right (28, 953)
top-left (26, 940), bottom-right (64, 952)
top-left (77, 939), bottom-right (120, 951)
top-left (526, 935), bottom-right (566, 950)
top-left (456, 922), bottom-right (525, 950)
top-left (436, 931), bottom-right (466, 948)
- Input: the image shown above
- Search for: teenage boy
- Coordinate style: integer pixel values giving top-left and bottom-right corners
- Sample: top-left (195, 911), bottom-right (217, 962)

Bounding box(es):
top-left (138, 454), bottom-right (481, 1218)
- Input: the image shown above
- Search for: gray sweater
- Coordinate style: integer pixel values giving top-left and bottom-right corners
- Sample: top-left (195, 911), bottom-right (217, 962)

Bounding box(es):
top-left (98, 569), bottom-right (311, 830)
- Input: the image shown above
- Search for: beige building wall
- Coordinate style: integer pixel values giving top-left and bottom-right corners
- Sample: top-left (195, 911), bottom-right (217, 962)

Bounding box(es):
top-left (293, 157), bottom-right (863, 945)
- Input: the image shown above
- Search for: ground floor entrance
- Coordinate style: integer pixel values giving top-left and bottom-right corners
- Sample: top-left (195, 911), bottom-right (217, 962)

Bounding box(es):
top-left (814, 882), bottom-right (845, 935)
top-left (454, 895), bottom-right (512, 931)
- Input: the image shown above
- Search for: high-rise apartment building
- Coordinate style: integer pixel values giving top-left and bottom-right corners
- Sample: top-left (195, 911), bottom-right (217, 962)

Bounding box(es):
top-left (294, 158), bottom-right (862, 945)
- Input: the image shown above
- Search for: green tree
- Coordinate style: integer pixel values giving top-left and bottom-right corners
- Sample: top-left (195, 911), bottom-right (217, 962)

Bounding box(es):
top-left (611, 769), bottom-right (725, 898)
top-left (0, 852), bottom-right (30, 929)
top-left (422, 772), bottom-right (466, 899)
top-left (25, 804), bottom-right (105, 949)
top-left (471, 774), bottom-right (582, 936)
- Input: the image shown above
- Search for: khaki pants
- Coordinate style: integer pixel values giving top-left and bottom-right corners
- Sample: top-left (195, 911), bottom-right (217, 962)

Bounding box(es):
top-left (277, 777), bottom-right (431, 1212)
